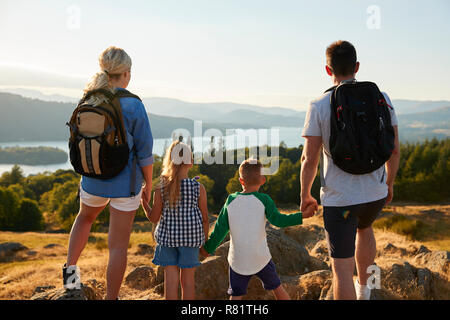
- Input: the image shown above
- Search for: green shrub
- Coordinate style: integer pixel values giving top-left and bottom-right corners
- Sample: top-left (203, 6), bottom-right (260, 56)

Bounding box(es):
top-left (373, 214), bottom-right (427, 240)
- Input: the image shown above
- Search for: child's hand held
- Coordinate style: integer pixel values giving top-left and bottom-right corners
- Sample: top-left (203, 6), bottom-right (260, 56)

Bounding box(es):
top-left (200, 246), bottom-right (209, 257)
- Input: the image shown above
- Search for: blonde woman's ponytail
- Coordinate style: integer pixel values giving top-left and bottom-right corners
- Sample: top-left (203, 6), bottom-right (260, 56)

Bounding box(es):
top-left (83, 46), bottom-right (132, 106)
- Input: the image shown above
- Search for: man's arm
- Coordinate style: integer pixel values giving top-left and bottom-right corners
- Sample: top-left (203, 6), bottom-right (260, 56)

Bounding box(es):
top-left (300, 136), bottom-right (322, 212)
top-left (385, 125), bottom-right (400, 204)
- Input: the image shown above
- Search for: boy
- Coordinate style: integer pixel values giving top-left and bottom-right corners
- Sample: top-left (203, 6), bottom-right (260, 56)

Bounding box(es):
top-left (201, 159), bottom-right (316, 300)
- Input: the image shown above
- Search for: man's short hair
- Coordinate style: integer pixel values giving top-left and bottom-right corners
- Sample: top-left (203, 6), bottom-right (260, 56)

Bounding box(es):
top-left (239, 159), bottom-right (263, 185)
top-left (326, 40), bottom-right (357, 77)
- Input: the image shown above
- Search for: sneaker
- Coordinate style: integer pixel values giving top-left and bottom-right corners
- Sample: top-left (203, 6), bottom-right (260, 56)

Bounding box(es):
top-left (62, 263), bottom-right (81, 290)
top-left (354, 279), bottom-right (371, 300)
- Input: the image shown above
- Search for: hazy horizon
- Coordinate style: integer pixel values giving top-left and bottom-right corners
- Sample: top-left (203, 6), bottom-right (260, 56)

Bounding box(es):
top-left (1, 0), bottom-right (449, 111)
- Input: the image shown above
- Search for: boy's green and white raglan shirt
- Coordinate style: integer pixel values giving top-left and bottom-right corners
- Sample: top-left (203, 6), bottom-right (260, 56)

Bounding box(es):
top-left (203, 192), bottom-right (303, 275)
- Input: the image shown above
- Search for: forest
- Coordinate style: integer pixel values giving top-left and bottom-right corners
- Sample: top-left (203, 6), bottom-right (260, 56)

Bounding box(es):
top-left (0, 138), bottom-right (448, 232)
top-left (0, 146), bottom-right (68, 165)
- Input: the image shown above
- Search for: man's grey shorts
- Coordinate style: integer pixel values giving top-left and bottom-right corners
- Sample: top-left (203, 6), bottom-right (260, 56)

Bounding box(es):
top-left (323, 197), bottom-right (387, 259)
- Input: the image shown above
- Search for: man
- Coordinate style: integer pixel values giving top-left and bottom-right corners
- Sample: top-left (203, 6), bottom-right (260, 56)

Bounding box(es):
top-left (300, 40), bottom-right (400, 300)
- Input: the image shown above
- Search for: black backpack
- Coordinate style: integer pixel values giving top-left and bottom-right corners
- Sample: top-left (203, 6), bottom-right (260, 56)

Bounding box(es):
top-left (67, 88), bottom-right (141, 195)
top-left (324, 81), bottom-right (395, 175)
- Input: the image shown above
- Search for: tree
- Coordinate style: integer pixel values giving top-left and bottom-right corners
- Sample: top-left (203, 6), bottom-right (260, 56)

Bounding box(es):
top-left (226, 170), bottom-right (242, 195)
top-left (0, 165), bottom-right (25, 187)
top-left (14, 199), bottom-right (44, 231)
top-left (0, 187), bottom-right (20, 230)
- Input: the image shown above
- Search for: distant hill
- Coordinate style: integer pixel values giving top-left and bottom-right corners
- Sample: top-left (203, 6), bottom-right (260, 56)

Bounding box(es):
top-left (391, 99), bottom-right (450, 115)
top-left (0, 93), bottom-right (256, 142)
top-left (0, 91), bottom-right (448, 143)
top-left (397, 106), bottom-right (450, 142)
top-left (143, 97), bottom-right (305, 126)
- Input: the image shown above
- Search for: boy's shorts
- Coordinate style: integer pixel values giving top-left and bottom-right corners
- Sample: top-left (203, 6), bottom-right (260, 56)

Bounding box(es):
top-left (80, 187), bottom-right (142, 212)
top-left (152, 244), bottom-right (201, 269)
top-left (323, 197), bottom-right (387, 259)
top-left (227, 259), bottom-right (281, 296)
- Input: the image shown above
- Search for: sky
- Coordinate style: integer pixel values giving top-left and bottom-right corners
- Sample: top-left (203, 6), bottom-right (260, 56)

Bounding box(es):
top-left (0, 0), bottom-right (449, 110)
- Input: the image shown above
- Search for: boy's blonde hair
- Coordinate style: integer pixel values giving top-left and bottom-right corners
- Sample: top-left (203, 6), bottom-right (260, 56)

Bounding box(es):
top-left (159, 140), bottom-right (193, 208)
top-left (239, 158), bottom-right (263, 186)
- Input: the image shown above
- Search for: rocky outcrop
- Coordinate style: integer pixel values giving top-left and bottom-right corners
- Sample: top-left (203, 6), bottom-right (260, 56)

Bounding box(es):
top-left (0, 242), bottom-right (28, 261)
top-left (383, 262), bottom-right (447, 299)
top-left (135, 244), bottom-right (154, 256)
top-left (30, 280), bottom-right (103, 300)
top-left (125, 266), bottom-right (157, 290)
top-left (413, 250), bottom-right (449, 279)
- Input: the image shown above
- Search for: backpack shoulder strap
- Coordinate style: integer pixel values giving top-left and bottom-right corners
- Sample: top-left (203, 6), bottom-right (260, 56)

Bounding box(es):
top-left (81, 88), bottom-right (115, 103)
top-left (324, 85), bottom-right (337, 94)
top-left (114, 89), bottom-right (142, 102)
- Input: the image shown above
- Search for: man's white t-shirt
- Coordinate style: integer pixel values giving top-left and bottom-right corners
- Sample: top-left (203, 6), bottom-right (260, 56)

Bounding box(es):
top-left (301, 87), bottom-right (398, 207)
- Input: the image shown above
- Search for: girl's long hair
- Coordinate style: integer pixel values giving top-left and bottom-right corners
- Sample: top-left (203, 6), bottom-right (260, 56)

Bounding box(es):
top-left (83, 46), bottom-right (132, 106)
top-left (159, 140), bottom-right (193, 209)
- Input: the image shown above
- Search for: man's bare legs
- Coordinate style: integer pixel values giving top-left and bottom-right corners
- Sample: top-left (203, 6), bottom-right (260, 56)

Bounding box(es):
top-left (355, 226), bottom-right (376, 285)
top-left (331, 257), bottom-right (356, 300)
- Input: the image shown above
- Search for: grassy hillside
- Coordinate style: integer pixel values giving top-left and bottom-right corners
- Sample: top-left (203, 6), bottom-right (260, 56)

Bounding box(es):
top-left (0, 204), bottom-right (448, 300)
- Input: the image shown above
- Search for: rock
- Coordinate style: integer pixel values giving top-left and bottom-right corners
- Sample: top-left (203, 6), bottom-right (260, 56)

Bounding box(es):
top-left (43, 244), bottom-right (62, 249)
top-left (26, 250), bottom-right (38, 256)
top-left (0, 242), bottom-right (28, 259)
top-left (33, 285), bottom-right (56, 294)
top-left (44, 229), bottom-right (66, 234)
top-left (286, 270), bottom-right (332, 300)
top-left (406, 244), bottom-right (420, 256)
top-left (195, 255), bottom-right (229, 300)
top-left (283, 224), bottom-right (325, 250)
top-left (381, 243), bottom-right (407, 256)
top-left (135, 244), bottom-right (154, 256)
top-left (214, 241), bottom-right (230, 257)
top-left (125, 266), bottom-right (157, 290)
top-left (310, 240), bottom-right (330, 265)
top-left (266, 227), bottom-right (328, 275)
top-left (416, 245), bottom-right (431, 255)
top-left (154, 265), bottom-right (164, 286)
top-left (319, 279), bottom-right (332, 300)
top-left (30, 283), bottom-right (101, 300)
top-left (413, 251), bottom-right (449, 278)
top-left (152, 283), bottom-right (164, 295)
top-left (382, 262), bottom-right (445, 299)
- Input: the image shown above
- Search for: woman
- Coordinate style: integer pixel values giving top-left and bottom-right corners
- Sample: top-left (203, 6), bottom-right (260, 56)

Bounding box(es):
top-left (63, 46), bottom-right (154, 300)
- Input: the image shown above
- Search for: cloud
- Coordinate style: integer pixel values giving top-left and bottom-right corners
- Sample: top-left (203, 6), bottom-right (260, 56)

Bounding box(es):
top-left (0, 63), bottom-right (86, 89)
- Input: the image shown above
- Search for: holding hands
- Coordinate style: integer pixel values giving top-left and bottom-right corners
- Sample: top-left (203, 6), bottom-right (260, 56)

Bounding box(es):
top-left (300, 194), bottom-right (319, 219)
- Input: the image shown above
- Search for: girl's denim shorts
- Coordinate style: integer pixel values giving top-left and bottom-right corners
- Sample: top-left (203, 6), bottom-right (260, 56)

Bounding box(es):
top-left (152, 244), bottom-right (201, 269)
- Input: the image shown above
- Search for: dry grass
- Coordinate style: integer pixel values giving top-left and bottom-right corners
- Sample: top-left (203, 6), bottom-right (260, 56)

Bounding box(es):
top-left (0, 221), bottom-right (157, 300)
top-left (0, 204), bottom-right (448, 300)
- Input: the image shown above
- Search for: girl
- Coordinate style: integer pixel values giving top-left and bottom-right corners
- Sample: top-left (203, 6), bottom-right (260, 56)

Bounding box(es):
top-left (64, 46), bottom-right (154, 300)
top-left (141, 140), bottom-right (209, 300)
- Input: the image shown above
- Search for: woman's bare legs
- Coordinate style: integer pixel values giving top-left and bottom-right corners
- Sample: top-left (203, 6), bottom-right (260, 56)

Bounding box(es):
top-left (66, 202), bottom-right (106, 266)
top-left (180, 267), bottom-right (195, 300)
top-left (165, 266), bottom-right (180, 300)
top-left (105, 206), bottom-right (136, 300)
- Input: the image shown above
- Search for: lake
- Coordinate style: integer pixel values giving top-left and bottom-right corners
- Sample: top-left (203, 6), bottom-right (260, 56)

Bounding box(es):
top-left (0, 127), bottom-right (305, 176)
